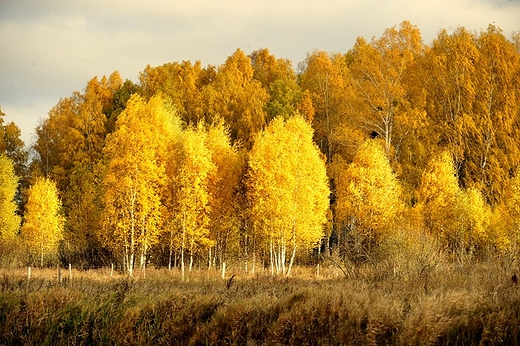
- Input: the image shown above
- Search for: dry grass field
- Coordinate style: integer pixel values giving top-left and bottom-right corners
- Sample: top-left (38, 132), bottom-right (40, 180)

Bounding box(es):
top-left (1, 258), bottom-right (520, 345)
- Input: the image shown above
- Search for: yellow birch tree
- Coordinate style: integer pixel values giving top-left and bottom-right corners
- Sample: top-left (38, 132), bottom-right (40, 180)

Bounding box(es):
top-left (500, 172), bottom-right (520, 255)
top-left (349, 21), bottom-right (423, 158)
top-left (250, 48), bottom-right (304, 122)
top-left (203, 49), bottom-right (269, 148)
top-left (418, 151), bottom-right (460, 250)
top-left (167, 125), bottom-right (215, 280)
top-left (248, 115), bottom-right (329, 276)
top-left (419, 151), bottom-right (496, 255)
top-left (0, 155), bottom-right (20, 241)
top-left (299, 50), bottom-right (354, 164)
top-left (206, 120), bottom-right (243, 273)
top-left (102, 94), bottom-right (178, 276)
top-left (139, 61), bottom-right (205, 125)
top-left (21, 177), bottom-right (64, 267)
top-left (335, 139), bottom-right (403, 257)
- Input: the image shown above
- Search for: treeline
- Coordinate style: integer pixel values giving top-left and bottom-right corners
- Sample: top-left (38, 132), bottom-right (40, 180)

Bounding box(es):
top-left (1, 21), bottom-right (520, 274)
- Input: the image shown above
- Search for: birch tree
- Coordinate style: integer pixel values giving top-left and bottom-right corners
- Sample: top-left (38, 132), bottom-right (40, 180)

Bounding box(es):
top-left (0, 155), bottom-right (20, 241)
top-left (248, 115), bottom-right (329, 275)
top-left (206, 120), bottom-right (243, 273)
top-left (102, 94), bottom-right (178, 276)
top-left (349, 20), bottom-right (423, 158)
top-left (203, 49), bottom-right (269, 148)
top-left (335, 139), bottom-right (403, 257)
top-left (21, 178), bottom-right (64, 267)
top-left (167, 125), bottom-right (215, 280)
top-left (299, 50), bottom-right (354, 164)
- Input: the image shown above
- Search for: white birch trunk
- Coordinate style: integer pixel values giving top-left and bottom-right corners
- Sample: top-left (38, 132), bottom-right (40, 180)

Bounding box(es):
top-left (181, 212), bottom-right (186, 281)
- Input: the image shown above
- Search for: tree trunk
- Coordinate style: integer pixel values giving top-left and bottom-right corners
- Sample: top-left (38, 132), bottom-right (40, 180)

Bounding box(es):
top-left (317, 238), bottom-right (322, 277)
top-left (40, 237), bottom-right (44, 268)
top-left (140, 239), bottom-right (147, 270)
top-left (189, 242), bottom-right (194, 272)
top-left (128, 188), bottom-right (137, 277)
top-left (282, 241), bottom-right (286, 275)
top-left (141, 234), bottom-right (147, 278)
top-left (251, 231), bottom-right (256, 275)
top-left (286, 238), bottom-right (297, 276)
top-left (270, 236), bottom-right (274, 276)
top-left (208, 248), bottom-right (212, 271)
top-left (181, 247), bottom-right (185, 281)
top-left (181, 213), bottom-right (186, 281)
top-left (252, 251), bottom-right (256, 275)
top-left (128, 252), bottom-right (134, 277)
top-left (244, 233), bottom-right (248, 273)
top-left (168, 226), bottom-right (173, 270)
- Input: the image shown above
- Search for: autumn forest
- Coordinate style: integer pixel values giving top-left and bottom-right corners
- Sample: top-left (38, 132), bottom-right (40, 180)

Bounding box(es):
top-left (1, 21), bottom-right (520, 279)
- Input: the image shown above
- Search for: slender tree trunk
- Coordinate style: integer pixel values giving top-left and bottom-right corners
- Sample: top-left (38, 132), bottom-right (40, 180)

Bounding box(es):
top-left (123, 242), bottom-right (127, 276)
top-left (327, 229), bottom-right (332, 256)
top-left (220, 231), bottom-right (228, 272)
top-left (317, 238), bottom-right (322, 277)
top-left (274, 236), bottom-right (279, 275)
top-left (141, 238), bottom-right (147, 277)
top-left (208, 248), bottom-right (212, 271)
top-left (270, 236), bottom-right (274, 276)
top-left (40, 230), bottom-right (44, 267)
top-left (128, 188), bottom-right (137, 277)
top-left (286, 232), bottom-right (297, 276)
top-left (189, 239), bottom-right (194, 271)
top-left (276, 237), bottom-right (281, 275)
top-left (129, 228), bottom-right (135, 277)
top-left (181, 246), bottom-right (185, 281)
top-left (140, 228), bottom-right (148, 270)
top-left (252, 251), bottom-right (256, 275)
top-left (129, 252), bottom-right (134, 277)
top-left (129, 215), bottom-right (135, 278)
top-left (168, 228), bottom-right (173, 271)
top-left (280, 237), bottom-right (286, 275)
top-left (244, 232), bottom-right (248, 273)
top-left (251, 230), bottom-right (256, 275)
top-left (140, 227), bottom-right (145, 270)
top-left (181, 213), bottom-right (186, 281)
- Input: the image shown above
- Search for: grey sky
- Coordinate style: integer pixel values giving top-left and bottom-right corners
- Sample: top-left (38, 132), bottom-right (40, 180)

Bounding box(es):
top-left (1, 0), bottom-right (519, 146)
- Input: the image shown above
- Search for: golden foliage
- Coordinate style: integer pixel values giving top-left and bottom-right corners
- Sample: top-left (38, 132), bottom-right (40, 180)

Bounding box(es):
top-left (336, 139), bottom-right (403, 245)
top-left (102, 94), bottom-right (179, 275)
top-left (203, 49), bottom-right (269, 148)
top-left (206, 120), bottom-right (244, 264)
top-left (21, 177), bottom-right (64, 266)
top-left (418, 151), bottom-right (459, 245)
top-left (299, 50), bottom-right (354, 163)
top-left (248, 115), bottom-right (330, 274)
top-left (349, 20), bottom-right (423, 157)
top-left (0, 155), bottom-right (20, 240)
top-left (175, 125), bottom-right (215, 254)
top-left (419, 151), bottom-right (500, 254)
top-left (18, 23), bottom-right (520, 269)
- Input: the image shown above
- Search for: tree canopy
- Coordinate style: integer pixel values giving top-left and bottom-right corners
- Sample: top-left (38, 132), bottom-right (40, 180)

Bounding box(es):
top-left (2, 21), bottom-right (520, 271)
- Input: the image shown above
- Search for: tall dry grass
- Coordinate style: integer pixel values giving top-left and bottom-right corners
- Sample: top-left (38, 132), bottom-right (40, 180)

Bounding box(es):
top-left (0, 258), bottom-right (520, 345)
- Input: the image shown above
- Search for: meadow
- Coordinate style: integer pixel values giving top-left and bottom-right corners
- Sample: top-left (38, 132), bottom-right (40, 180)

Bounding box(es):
top-left (1, 256), bottom-right (520, 346)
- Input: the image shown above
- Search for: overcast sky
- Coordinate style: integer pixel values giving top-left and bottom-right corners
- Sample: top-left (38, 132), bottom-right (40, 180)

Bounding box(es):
top-left (1, 0), bottom-right (519, 146)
